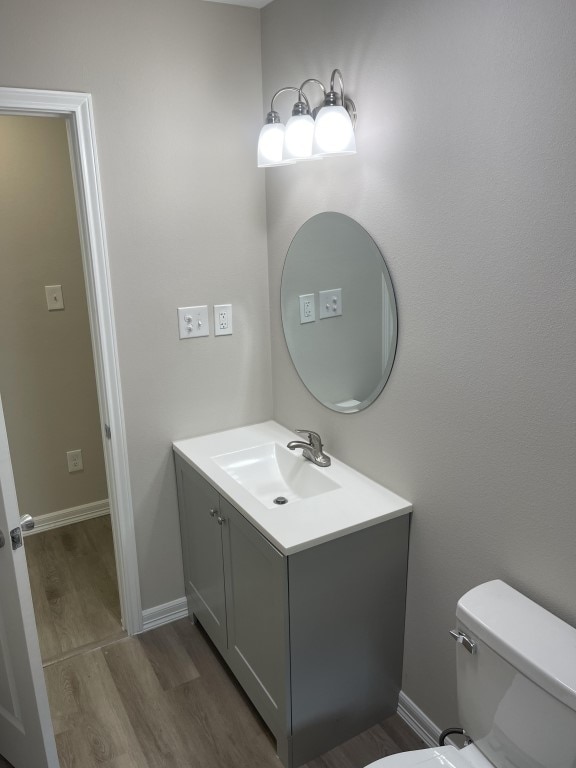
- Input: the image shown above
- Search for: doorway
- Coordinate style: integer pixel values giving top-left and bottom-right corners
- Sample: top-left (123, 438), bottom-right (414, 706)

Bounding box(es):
top-left (0, 87), bottom-right (141, 768)
top-left (0, 87), bottom-right (142, 635)
top-left (0, 115), bottom-right (126, 662)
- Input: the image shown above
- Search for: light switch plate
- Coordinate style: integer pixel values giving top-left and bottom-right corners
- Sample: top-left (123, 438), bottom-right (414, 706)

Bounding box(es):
top-left (299, 294), bottom-right (315, 324)
top-left (214, 304), bottom-right (233, 336)
top-left (319, 288), bottom-right (342, 319)
top-left (45, 285), bottom-right (64, 311)
top-left (177, 306), bottom-right (209, 338)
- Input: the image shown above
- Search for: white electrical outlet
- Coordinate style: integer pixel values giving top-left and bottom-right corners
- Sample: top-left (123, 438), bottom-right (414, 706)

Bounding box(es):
top-left (319, 288), bottom-right (342, 319)
top-left (45, 285), bottom-right (64, 311)
top-left (67, 449), bottom-right (83, 473)
top-left (299, 294), bottom-right (315, 324)
top-left (214, 304), bottom-right (233, 336)
top-left (177, 306), bottom-right (209, 339)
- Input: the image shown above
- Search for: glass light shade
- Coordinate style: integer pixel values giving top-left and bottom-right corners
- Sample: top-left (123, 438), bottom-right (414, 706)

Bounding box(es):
top-left (283, 114), bottom-right (315, 160)
top-left (258, 123), bottom-right (291, 167)
top-left (312, 105), bottom-right (356, 156)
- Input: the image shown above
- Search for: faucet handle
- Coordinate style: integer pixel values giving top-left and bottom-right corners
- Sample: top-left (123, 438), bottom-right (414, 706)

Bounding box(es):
top-left (294, 429), bottom-right (322, 448)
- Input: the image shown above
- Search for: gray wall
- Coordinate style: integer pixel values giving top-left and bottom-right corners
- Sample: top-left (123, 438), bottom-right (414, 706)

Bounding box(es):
top-left (0, 0), bottom-right (272, 610)
top-left (262, 0), bottom-right (576, 729)
top-left (2, 0), bottom-right (575, 735)
top-left (0, 116), bottom-right (108, 518)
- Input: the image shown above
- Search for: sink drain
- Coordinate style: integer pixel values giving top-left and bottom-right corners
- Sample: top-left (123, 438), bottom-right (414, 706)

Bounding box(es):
top-left (273, 496), bottom-right (288, 505)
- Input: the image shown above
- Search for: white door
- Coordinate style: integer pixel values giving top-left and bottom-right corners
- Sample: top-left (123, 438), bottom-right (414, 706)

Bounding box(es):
top-left (0, 394), bottom-right (59, 768)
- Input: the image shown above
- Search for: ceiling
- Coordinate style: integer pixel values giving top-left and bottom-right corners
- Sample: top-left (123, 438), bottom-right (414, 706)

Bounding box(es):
top-left (202, 0), bottom-right (274, 8)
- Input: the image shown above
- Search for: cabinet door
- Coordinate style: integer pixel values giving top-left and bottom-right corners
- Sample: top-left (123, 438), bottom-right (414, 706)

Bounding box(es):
top-left (221, 498), bottom-right (290, 742)
top-left (175, 458), bottom-right (227, 652)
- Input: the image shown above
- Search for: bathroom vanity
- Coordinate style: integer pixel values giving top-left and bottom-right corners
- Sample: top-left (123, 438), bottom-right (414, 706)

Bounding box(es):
top-left (173, 421), bottom-right (411, 768)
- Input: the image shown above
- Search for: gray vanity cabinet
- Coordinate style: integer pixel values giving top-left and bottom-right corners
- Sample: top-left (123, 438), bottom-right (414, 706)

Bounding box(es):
top-left (220, 497), bottom-right (290, 749)
top-left (174, 453), bottom-right (410, 768)
top-left (176, 458), bottom-right (228, 650)
top-left (175, 457), bottom-right (290, 758)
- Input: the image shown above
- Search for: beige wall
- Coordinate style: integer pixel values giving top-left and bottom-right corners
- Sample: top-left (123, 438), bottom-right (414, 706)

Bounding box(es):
top-left (0, 116), bottom-right (107, 517)
top-left (261, 0), bottom-right (576, 729)
top-left (0, 0), bottom-right (272, 610)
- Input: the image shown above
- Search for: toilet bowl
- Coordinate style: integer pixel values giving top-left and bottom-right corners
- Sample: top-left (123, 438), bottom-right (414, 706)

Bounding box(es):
top-left (365, 581), bottom-right (576, 768)
top-left (367, 744), bottom-right (494, 767)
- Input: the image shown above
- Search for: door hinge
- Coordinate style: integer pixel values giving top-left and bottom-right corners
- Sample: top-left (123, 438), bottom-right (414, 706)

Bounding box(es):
top-left (105, 424), bottom-right (112, 439)
top-left (10, 527), bottom-right (22, 550)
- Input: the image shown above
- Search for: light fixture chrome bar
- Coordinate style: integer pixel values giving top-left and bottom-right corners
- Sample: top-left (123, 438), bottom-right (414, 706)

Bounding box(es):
top-left (326, 69), bottom-right (357, 126)
top-left (263, 86), bottom-right (301, 125)
top-left (299, 78), bottom-right (326, 119)
top-left (269, 86), bottom-right (301, 113)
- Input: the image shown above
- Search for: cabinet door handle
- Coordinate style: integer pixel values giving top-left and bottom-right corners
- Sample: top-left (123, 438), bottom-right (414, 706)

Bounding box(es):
top-left (209, 508), bottom-right (218, 517)
top-left (217, 516), bottom-right (225, 526)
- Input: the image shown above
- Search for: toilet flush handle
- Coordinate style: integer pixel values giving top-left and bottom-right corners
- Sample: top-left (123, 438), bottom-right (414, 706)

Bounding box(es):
top-left (449, 629), bottom-right (477, 654)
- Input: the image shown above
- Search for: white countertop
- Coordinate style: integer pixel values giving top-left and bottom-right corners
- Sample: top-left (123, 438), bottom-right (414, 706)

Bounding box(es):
top-left (173, 421), bottom-right (412, 555)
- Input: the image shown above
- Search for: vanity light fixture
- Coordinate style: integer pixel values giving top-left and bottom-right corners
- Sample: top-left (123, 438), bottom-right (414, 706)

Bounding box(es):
top-left (257, 87), bottom-right (298, 167)
top-left (257, 70), bottom-right (357, 168)
top-left (312, 70), bottom-right (356, 156)
top-left (283, 91), bottom-right (315, 161)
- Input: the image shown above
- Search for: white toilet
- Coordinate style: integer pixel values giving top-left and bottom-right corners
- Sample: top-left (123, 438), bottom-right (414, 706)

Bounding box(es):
top-left (367, 580), bottom-right (576, 768)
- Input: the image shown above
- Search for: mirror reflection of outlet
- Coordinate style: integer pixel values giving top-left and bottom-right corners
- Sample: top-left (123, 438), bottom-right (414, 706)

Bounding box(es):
top-left (319, 288), bottom-right (342, 319)
top-left (214, 304), bottom-right (233, 336)
top-left (299, 294), bottom-right (315, 324)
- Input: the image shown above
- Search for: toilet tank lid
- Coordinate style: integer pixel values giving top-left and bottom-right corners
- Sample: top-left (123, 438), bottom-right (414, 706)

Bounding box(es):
top-left (457, 580), bottom-right (576, 714)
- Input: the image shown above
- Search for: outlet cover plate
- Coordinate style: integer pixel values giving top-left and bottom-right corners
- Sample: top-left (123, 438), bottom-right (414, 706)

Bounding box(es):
top-left (66, 449), bottom-right (83, 472)
top-left (299, 294), bottom-right (315, 324)
top-left (214, 304), bottom-right (233, 336)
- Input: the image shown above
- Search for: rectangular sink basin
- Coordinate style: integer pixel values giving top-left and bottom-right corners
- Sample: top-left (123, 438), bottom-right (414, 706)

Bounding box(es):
top-left (212, 442), bottom-right (340, 509)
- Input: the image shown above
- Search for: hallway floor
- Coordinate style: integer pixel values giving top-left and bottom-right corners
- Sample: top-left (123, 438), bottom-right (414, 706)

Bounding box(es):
top-left (25, 516), bottom-right (125, 665)
top-left (45, 618), bottom-right (426, 768)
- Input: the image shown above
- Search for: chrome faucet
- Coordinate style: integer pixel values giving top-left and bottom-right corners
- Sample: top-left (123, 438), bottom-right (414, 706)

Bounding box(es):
top-left (287, 429), bottom-right (331, 467)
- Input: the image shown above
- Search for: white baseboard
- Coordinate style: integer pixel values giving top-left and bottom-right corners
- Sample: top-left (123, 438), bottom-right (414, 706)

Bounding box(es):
top-left (141, 597), bottom-right (189, 632)
top-left (25, 499), bottom-right (110, 535)
top-left (397, 691), bottom-right (442, 748)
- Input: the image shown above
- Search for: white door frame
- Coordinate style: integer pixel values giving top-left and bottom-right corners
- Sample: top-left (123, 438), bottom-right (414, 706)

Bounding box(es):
top-left (0, 87), bottom-right (143, 635)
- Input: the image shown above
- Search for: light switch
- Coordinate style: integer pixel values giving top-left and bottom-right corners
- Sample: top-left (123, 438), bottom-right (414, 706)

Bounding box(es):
top-left (214, 304), bottom-right (233, 336)
top-left (177, 306), bottom-right (209, 339)
top-left (319, 288), bottom-right (342, 319)
top-left (299, 294), bottom-right (315, 324)
top-left (45, 285), bottom-right (64, 311)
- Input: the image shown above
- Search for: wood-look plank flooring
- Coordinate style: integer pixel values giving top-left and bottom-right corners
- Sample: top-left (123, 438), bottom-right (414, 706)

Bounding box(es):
top-left (45, 618), bottom-right (426, 768)
top-left (25, 516), bottom-right (125, 664)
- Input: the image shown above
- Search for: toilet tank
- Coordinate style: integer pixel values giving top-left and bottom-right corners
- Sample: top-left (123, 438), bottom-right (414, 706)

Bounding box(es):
top-left (455, 580), bottom-right (576, 768)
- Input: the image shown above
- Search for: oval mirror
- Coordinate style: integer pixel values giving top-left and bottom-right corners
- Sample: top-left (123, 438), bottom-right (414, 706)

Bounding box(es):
top-left (281, 212), bottom-right (398, 413)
